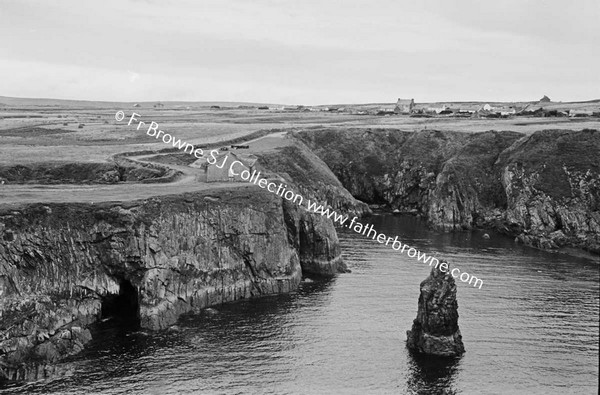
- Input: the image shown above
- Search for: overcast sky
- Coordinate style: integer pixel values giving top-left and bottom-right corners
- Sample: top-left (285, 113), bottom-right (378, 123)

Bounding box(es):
top-left (1, 0), bottom-right (598, 104)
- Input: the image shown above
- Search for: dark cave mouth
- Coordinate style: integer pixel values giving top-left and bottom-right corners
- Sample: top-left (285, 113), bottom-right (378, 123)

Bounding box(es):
top-left (100, 278), bottom-right (140, 328)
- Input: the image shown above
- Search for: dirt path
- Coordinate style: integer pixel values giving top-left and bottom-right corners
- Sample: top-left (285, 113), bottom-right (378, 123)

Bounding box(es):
top-left (0, 132), bottom-right (289, 206)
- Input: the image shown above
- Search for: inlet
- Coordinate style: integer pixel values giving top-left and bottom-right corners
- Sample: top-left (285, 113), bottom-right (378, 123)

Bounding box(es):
top-left (100, 278), bottom-right (140, 328)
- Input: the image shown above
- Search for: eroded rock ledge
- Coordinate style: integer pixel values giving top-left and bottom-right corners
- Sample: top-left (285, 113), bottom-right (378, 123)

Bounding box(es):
top-left (406, 263), bottom-right (465, 357)
top-left (0, 187), bottom-right (343, 381)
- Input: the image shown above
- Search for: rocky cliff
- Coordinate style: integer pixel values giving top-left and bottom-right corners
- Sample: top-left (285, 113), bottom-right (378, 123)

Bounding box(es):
top-left (295, 128), bottom-right (600, 254)
top-left (0, 187), bottom-right (342, 381)
top-left (255, 139), bottom-right (371, 218)
top-left (497, 130), bottom-right (600, 252)
top-left (406, 263), bottom-right (465, 357)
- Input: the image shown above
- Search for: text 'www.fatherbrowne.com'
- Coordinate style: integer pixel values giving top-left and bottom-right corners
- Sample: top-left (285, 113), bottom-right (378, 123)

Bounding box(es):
top-left (115, 110), bottom-right (484, 289)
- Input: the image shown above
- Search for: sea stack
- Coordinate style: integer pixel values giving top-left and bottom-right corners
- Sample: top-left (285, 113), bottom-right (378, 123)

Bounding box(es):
top-left (406, 262), bottom-right (465, 356)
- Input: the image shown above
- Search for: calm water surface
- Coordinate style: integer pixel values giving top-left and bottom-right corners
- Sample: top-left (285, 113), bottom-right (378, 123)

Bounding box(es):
top-left (3, 215), bottom-right (599, 394)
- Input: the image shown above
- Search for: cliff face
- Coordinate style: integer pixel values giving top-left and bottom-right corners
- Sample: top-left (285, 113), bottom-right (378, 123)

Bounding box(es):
top-left (255, 139), bottom-right (371, 218)
top-left (0, 187), bottom-right (342, 381)
top-left (406, 263), bottom-right (465, 356)
top-left (498, 130), bottom-right (600, 252)
top-left (295, 128), bottom-right (600, 254)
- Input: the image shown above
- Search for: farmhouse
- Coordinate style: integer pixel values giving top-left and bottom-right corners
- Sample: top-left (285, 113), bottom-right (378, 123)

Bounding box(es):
top-left (394, 98), bottom-right (415, 114)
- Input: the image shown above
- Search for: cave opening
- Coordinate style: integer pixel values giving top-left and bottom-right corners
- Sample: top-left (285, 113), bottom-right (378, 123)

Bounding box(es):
top-left (100, 278), bottom-right (140, 329)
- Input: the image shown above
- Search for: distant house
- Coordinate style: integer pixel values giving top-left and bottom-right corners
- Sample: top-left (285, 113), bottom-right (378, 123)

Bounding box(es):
top-left (539, 95), bottom-right (551, 103)
top-left (500, 108), bottom-right (516, 116)
top-left (569, 109), bottom-right (593, 117)
top-left (154, 102), bottom-right (164, 108)
top-left (190, 151), bottom-right (257, 182)
top-left (426, 104), bottom-right (448, 114)
top-left (394, 98), bottom-right (415, 114)
top-left (520, 103), bottom-right (545, 114)
top-left (376, 108), bottom-right (395, 115)
top-left (481, 104), bottom-right (493, 111)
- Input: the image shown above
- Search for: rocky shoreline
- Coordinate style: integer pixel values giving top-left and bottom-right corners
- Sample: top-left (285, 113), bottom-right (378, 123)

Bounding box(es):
top-left (0, 187), bottom-right (347, 381)
top-left (0, 129), bottom-right (373, 383)
top-left (2, 126), bottom-right (598, 383)
top-left (295, 128), bottom-right (600, 255)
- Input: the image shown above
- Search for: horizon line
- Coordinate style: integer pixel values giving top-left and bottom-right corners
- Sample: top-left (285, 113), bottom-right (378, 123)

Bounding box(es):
top-left (1, 94), bottom-right (600, 107)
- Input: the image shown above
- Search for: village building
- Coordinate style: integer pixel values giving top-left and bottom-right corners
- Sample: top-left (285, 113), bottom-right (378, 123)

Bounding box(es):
top-left (539, 95), bottom-right (551, 103)
top-left (569, 109), bottom-right (593, 117)
top-left (376, 108), bottom-right (395, 115)
top-left (500, 108), bottom-right (517, 116)
top-left (394, 98), bottom-right (415, 114)
top-left (426, 104), bottom-right (448, 114)
top-left (190, 151), bottom-right (258, 182)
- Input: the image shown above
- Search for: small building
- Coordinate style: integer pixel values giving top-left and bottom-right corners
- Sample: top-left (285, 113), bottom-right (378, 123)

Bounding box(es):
top-left (191, 151), bottom-right (257, 182)
top-left (394, 98), bottom-right (415, 114)
top-left (500, 109), bottom-right (516, 116)
top-left (539, 95), bottom-right (551, 103)
top-left (376, 108), bottom-right (395, 115)
top-left (520, 103), bottom-right (544, 115)
top-left (569, 109), bottom-right (593, 117)
top-left (426, 104), bottom-right (448, 114)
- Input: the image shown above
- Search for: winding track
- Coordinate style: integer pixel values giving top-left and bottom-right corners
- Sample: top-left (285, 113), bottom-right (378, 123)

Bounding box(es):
top-left (0, 132), bottom-right (289, 206)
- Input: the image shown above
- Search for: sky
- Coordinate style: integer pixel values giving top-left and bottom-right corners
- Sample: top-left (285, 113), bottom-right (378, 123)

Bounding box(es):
top-left (0, 0), bottom-right (599, 105)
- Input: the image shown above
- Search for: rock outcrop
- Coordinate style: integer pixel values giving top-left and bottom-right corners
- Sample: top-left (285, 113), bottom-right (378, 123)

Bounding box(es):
top-left (255, 139), bottom-right (371, 218)
top-left (497, 130), bottom-right (600, 253)
top-left (0, 187), bottom-right (342, 381)
top-left (295, 128), bottom-right (600, 254)
top-left (406, 263), bottom-right (465, 356)
top-left (0, 159), bottom-right (180, 185)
